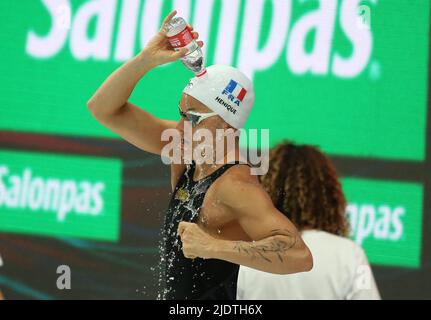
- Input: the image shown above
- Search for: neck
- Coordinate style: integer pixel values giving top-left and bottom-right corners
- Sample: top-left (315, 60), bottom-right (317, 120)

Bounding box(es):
top-left (193, 147), bottom-right (245, 181)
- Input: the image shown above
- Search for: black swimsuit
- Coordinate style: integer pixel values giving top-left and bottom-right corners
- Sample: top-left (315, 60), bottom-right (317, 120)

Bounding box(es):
top-left (159, 161), bottom-right (246, 300)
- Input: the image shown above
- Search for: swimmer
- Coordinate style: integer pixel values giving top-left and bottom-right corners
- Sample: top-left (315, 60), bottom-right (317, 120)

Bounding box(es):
top-left (87, 10), bottom-right (312, 300)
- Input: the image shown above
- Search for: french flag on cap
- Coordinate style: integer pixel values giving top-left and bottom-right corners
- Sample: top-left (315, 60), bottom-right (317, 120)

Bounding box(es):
top-left (225, 79), bottom-right (247, 102)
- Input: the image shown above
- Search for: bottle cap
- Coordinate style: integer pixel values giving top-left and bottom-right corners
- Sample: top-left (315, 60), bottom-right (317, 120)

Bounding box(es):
top-left (196, 68), bottom-right (207, 77)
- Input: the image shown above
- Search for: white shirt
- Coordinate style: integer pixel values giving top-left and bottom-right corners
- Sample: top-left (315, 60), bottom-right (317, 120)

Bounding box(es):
top-left (237, 230), bottom-right (381, 300)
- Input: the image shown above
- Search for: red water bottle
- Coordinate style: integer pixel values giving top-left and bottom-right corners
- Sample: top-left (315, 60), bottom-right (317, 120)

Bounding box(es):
top-left (166, 17), bottom-right (207, 77)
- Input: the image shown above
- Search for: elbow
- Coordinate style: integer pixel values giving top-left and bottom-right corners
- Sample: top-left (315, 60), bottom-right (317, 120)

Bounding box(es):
top-left (87, 98), bottom-right (125, 119)
top-left (287, 245), bottom-right (313, 275)
top-left (86, 98), bottom-right (105, 120)
top-left (86, 98), bottom-right (97, 115)
top-left (276, 245), bottom-right (313, 275)
top-left (302, 247), bottom-right (313, 272)
top-left (86, 99), bottom-right (93, 110)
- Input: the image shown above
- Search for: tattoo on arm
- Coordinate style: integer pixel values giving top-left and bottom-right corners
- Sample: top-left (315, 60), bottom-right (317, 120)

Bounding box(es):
top-left (233, 229), bottom-right (299, 263)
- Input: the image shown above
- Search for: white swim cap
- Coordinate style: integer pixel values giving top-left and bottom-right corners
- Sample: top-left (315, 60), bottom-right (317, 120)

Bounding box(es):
top-left (183, 65), bottom-right (254, 129)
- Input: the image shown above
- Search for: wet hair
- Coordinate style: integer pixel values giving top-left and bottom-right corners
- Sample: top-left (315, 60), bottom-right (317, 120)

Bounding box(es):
top-left (260, 140), bottom-right (349, 237)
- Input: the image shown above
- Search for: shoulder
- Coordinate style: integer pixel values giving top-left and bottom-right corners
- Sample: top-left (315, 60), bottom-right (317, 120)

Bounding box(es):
top-left (306, 231), bottom-right (368, 263)
top-left (214, 164), bottom-right (270, 209)
top-left (218, 164), bottom-right (258, 184)
top-left (217, 164), bottom-right (260, 193)
top-left (307, 230), bottom-right (359, 248)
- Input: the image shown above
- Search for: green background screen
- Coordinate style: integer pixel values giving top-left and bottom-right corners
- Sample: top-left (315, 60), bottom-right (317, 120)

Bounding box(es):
top-left (0, 0), bottom-right (430, 299)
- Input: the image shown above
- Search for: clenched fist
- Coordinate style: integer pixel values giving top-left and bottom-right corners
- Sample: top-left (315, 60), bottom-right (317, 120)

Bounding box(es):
top-left (178, 221), bottom-right (218, 259)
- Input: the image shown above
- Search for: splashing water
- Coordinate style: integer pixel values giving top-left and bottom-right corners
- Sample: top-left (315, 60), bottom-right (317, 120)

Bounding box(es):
top-left (155, 161), bottom-right (230, 299)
